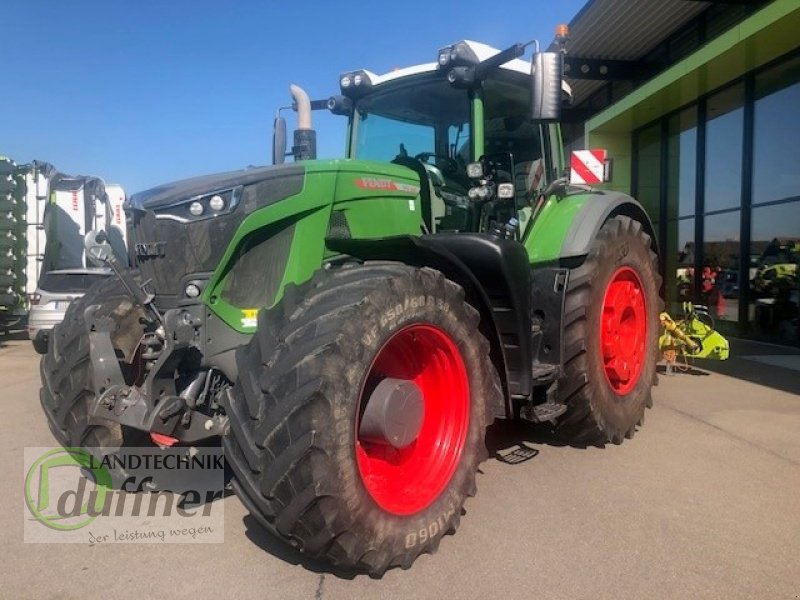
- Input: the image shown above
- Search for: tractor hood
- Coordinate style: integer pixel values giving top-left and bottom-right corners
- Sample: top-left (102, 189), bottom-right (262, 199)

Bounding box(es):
top-left (128, 159), bottom-right (419, 211)
top-left (129, 163), bottom-right (306, 211)
top-left (126, 159), bottom-right (421, 309)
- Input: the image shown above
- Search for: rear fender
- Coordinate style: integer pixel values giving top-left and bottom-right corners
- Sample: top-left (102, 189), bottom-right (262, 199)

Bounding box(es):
top-left (561, 191), bottom-right (658, 260)
top-left (526, 190), bottom-right (658, 265)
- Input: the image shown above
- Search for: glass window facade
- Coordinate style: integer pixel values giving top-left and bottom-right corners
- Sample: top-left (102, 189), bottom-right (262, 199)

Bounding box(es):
top-left (704, 84), bottom-right (744, 214)
top-left (634, 51), bottom-right (800, 346)
top-left (748, 56), bottom-right (800, 344)
top-left (703, 210), bottom-right (740, 322)
top-left (665, 108), bottom-right (697, 308)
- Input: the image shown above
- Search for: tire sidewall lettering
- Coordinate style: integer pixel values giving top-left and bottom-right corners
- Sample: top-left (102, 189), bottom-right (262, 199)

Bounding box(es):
top-left (403, 504), bottom-right (454, 549)
top-left (377, 295), bottom-right (451, 330)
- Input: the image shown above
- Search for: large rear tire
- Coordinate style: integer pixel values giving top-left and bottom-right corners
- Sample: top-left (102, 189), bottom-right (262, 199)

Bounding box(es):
top-left (223, 263), bottom-right (500, 576)
top-left (555, 216), bottom-right (661, 446)
top-left (40, 273), bottom-right (147, 450)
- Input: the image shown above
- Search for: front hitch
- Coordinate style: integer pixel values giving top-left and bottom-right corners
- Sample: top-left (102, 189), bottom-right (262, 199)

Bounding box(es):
top-left (90, 384), bottom-right (228, 443)
top-left (84, 291), bottom-right (228, 444)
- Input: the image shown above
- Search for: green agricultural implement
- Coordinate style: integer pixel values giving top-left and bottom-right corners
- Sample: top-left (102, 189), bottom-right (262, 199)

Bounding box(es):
top-left (40, 36), bottom-right (662, 575)
top-left (659, 303), bottom-right (730, 373)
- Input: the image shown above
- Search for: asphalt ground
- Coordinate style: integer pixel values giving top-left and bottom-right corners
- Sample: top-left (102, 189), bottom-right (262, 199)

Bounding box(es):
top-left (1, 334), bottom-right (799, 600)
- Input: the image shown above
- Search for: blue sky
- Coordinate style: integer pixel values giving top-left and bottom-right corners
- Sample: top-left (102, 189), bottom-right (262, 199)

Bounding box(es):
top-left (0, 1), bottom-right (584, 194)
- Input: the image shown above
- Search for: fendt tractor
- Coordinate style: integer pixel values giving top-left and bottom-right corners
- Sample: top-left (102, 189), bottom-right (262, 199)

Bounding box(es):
top-left (40, 34), bottom-right (661, 575)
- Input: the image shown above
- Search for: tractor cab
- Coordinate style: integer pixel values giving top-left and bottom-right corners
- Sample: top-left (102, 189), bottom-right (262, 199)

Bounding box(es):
top-left (339, 41), bottom-right (564, 237)
top-left (278, 39), bottom-right (569, 238)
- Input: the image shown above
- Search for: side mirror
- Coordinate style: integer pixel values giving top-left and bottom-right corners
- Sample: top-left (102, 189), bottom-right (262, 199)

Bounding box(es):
top-left (530, 52), bottom-right (563, 122)
top-left (84, 229), bottom-right (114, 266)
top-left (569, 149), bottom-right (613, 185)
top-left (272, 116), bottom-right (287, 165)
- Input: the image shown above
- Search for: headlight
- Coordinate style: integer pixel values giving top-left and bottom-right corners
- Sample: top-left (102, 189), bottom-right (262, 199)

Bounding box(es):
top-left (184, 283), bottom-right (201, 298)
top-left (209, 194), bottom-right (225, 211)
top-left (154, 186), bottom-right (243, 222)
top-left (339, 70), bottom-right (373, 97)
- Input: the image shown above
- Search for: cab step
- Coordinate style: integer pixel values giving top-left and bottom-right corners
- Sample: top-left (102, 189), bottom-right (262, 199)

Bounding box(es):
top-left (531, 362), bottom-right (560, 383)
top-left (521, 401), bottom-right (568, 424)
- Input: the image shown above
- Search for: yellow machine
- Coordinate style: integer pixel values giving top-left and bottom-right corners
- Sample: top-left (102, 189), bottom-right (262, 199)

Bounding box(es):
top-left (659, 303), bottom-right (729, 371)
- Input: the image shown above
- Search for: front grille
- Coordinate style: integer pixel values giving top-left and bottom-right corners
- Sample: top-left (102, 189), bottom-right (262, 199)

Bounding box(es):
top-left (130, 210), bottom-right (241, 308)
top-left (220, 224), bottom-right (295, 309)
top-left (327, 210), bottom-right (352, 240)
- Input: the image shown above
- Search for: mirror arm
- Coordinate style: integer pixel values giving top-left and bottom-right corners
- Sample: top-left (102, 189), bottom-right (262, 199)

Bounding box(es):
top-left (475, 43), bottom-right (526, 79)
top-left (106, 255), bottom-right (163, 322)
top-left (541, 176), bottom-right (569, 199)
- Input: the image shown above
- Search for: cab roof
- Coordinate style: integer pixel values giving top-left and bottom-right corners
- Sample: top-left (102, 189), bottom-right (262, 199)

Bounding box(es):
top-left (348, 40), bottom-right (532, 87)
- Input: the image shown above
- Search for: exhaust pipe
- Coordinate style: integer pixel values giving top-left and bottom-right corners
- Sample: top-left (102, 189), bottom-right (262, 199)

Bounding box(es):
top-left (290, 84), bottom-right (317, 161)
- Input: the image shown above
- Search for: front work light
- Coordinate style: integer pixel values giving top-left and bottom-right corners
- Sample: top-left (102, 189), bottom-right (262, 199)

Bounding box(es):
top-left (466, 162), bottom-right (484, 179)
top-left (497, 183), bottom-right (515, 199)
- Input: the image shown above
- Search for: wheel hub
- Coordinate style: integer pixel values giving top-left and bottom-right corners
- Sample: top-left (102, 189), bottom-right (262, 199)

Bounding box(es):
top-left (356, 324), bottom-right (470, 516)
top-left (600, 267), bottom-right (647, 395)
top-left (359, 378), bottom-right (424, 449)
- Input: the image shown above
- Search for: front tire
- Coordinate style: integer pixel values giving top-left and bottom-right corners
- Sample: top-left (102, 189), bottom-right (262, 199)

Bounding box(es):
top-left (223, 263), bottom-right (500, 576)
top-left (556, 216), bottom-right (661, 446)
top-left (40, 274), bottom-right (146, 450)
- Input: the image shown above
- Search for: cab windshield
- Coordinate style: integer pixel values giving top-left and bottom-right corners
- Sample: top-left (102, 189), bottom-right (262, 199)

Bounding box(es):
top-left (352, 77), bottom-right (471, 170)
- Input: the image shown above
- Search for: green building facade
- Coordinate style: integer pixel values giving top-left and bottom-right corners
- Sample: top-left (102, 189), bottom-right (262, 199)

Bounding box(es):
top-left (569, 0), bottom-right (800, 345)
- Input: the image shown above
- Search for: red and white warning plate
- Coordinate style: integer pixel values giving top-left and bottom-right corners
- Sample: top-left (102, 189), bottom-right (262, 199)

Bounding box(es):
top-left (570, 149), bottom-right (608, 185)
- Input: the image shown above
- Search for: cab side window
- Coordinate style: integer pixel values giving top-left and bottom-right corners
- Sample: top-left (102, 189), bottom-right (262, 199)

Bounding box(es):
top-left (483, 76), bottom-right (548, 232)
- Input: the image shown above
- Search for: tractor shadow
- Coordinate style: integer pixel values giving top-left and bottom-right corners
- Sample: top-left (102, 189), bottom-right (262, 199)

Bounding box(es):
top-left (656, 363), bottom-right (711, 377)
top-left (242, 515), bottom-right (361, 580)
top-left (238, 419), bottom-right (585, 579)
top-left (485, 418), bottom-right (573, 459)
top-left (0, 328), bottom-right (28, 349)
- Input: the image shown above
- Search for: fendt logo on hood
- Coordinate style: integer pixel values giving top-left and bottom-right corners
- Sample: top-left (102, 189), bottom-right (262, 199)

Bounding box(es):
top-left (135, 241), bottom-right (167, 259)
top-left (354, 177), bottom-right (419, 195)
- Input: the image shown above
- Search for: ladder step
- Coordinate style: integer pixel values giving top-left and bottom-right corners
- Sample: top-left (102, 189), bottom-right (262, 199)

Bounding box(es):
top-left (496, 444), bottom-right (539, 464)
top-left (525, 401), bottom-right (568, 424)
top-left (531, 363), bottom-right (559, 382)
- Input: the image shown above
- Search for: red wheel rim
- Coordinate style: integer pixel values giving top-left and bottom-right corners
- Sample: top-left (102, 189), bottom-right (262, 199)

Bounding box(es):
top-left (356, 324), bottom-right (470, 516)
top-left (600, 267), bottom-right (647, 395)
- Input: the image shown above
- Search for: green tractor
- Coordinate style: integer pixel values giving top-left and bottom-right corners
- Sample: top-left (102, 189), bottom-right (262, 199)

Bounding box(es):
top-left (40, 37), bottom-right (661, 574)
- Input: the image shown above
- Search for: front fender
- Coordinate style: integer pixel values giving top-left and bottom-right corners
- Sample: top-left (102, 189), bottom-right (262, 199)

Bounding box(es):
top-left (326, 234), bottom-right (528, 418)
